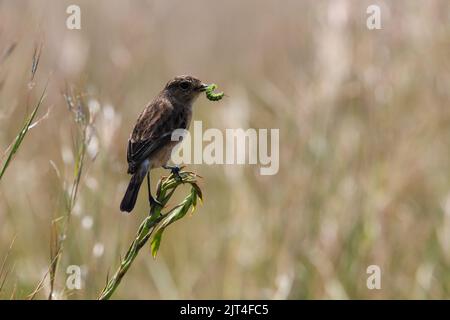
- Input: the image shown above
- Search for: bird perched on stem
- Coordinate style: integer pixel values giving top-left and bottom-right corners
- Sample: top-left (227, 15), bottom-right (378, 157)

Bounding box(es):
top-left (120, 75), bottom-right (208, 213)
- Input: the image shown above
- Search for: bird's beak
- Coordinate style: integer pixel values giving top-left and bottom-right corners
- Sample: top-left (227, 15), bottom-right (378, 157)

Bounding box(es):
top-left (197, 83), bottom-right (209, 92)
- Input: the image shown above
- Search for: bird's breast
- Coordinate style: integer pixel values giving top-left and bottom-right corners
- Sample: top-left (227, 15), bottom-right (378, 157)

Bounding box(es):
top-left (149, 140), bottom-right (181, 169)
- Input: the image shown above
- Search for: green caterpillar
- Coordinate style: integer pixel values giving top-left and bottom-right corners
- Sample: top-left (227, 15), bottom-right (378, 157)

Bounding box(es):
top-left (205, 84), bottom-right (224, 101)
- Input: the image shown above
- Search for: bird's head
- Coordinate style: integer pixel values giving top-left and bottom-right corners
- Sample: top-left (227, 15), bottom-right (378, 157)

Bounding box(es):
top-left (163, 75), bottom-right (208, 105)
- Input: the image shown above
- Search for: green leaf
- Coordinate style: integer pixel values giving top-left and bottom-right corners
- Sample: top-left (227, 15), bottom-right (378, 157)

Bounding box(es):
top-left (150, 188), bottom-right (198, 257)
top-left (0, 83), bottom-right (47, 181)
top-left (150, 229), bottom-right (163, 258)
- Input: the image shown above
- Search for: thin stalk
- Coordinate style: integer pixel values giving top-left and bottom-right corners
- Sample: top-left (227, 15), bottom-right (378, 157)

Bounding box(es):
top-left (0, 83), bottom-right (47, 181)
top-left (99, 171), bottom-right (202, 300)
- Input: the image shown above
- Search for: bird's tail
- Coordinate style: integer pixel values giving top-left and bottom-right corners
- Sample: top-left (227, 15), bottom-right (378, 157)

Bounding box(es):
top-left (120, 161), bottom-right (149, 213)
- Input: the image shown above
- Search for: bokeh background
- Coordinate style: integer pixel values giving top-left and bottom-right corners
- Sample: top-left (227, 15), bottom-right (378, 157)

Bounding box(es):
top-left (1, 0), bottom-right (450, 299)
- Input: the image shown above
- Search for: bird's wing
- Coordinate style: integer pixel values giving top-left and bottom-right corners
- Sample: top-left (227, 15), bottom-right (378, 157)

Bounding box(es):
top-left (126, 132), bottom-right (175, 173)
top-left (126, 99), bottom-right (188, 173)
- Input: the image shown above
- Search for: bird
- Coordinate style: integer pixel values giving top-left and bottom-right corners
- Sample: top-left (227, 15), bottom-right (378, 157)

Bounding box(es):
top-left (120, 75), bottom-right (208, 213)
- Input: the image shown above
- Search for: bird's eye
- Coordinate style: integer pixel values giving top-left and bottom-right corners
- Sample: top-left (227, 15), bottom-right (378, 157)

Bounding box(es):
top-left (179, 81), bottom-right (190, 90)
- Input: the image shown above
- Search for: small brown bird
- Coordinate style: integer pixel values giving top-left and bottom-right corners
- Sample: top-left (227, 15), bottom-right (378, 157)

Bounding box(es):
top-left (120, 75), bottom-right (207, 213)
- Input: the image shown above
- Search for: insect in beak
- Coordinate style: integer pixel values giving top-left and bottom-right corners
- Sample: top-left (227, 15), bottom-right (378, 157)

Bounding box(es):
top-left (197, 83), bottom-right (209, 92)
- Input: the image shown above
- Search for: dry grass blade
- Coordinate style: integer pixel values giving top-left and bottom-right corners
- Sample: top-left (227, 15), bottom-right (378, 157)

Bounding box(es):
top-left (30, 42), bottom-right (42, 81)
top-left (48, 220), bottom-right (62, 300)
top-left (0, 236), bottom-right (16, 295)
top-left (27, 252), bottom-right (60, 300)
top-left (0, 42), bottom-right (17, 64)
top-left (36, 86), bottom-right (92, 300)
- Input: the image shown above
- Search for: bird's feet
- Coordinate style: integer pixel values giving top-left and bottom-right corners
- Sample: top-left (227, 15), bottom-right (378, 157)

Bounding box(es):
top-left (163, 165), bottom-right (183, 182)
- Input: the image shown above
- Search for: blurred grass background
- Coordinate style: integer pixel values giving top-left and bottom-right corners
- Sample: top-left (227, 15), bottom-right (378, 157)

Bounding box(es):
top-left (1, 0), bottom-right (450, 299)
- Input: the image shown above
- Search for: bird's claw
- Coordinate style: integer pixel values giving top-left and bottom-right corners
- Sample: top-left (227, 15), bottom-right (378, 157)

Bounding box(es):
top-left (164, 165), bottom-right (183, 182)
top-left (172, 167), bottom-right (182, 182)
